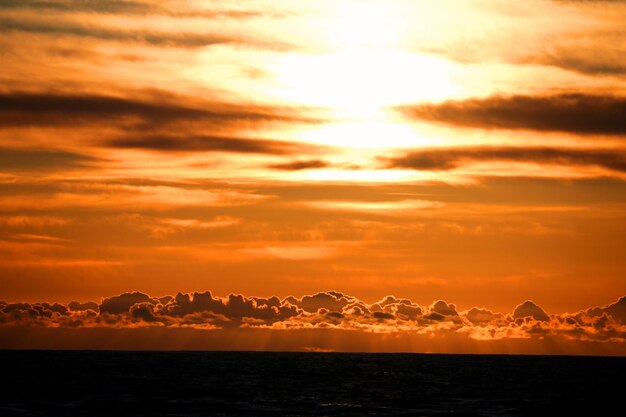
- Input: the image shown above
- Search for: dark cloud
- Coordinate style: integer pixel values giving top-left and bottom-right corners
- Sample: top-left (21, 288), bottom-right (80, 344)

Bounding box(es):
top-left (586, 295), bottom-right (626, 324)
top-left (99, 292), bottom-right (157, 315)
top-left (424, 312), bottom-right (446, 321)
top-left (0, 0), bottom-right (283, 19)
top-left (371, 296), bottom-right (422, 320)
top-left (158, 291), bottom-right (299, 324)
top-left (430, 300), bottom-right (458, 316)
top-left (68, 301), bottom-right (99, 312)
top-left (267, 159), bottom-right (329, 170)
top-left (0, 91), bottom-right (310, 129)
top-left (0, 16), bottom-right (287, 49)
top-left (398, 94), bottom-right (626, 135)
top-left (372, 311), bottom-right (395, 320)
top-left (384, 146), bottom-right (626, 173)
top-left (463, 307), bottom-right (501, 324)
top-left (129, 302), bottom-right (158, 322)
top-left (604, 296), bottom-right (626, 323)
top-left (536, 47), bottom-right (626, 77)
top-left (0, 147), bottom-right (100, 171)
top-left (107, 135), bottom-right (312, 155)
top-left (0, 0), bottom-right (153, 14)
top-left (1, 291), bottom-right (624, 345)
top-left (0, 301), bottom-right (69, 323)
top-left (285, 291), bottom-right (355, 313)
top-left (512, 300), bottom-right (550, 322)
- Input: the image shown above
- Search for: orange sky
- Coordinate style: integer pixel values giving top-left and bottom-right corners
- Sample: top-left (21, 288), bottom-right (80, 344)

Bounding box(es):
top-left (1, 0), bottom-right (625, 353)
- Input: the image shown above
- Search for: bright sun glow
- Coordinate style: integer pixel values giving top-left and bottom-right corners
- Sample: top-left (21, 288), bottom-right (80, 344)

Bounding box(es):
top-left (272, 1), bottom-right (453, 117)
top-left (275, 51), bottom-right (454, 117)
top-left (297, 119), bottom-right (444, 149)
top-left (325, 2), bottom-right (402, 49)
top-left (271, 1), bottom-right (454, 153)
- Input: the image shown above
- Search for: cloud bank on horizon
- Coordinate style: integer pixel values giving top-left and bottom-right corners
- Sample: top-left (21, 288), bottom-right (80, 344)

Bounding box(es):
top-left (2, 290), bottom-right (625, 353)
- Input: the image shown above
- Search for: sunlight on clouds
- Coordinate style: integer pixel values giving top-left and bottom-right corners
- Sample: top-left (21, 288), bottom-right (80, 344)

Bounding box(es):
top-left (240, 245), bottom-right (341, 260)
top-left (293, 169), bottom-right (435, 183)
top-left (302, 199), bottom-right (444, 215)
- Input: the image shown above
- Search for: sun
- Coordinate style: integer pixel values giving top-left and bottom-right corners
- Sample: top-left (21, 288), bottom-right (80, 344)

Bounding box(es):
top-left (275, 51), bottom-right (453, 117)
top-left (269, 2), bottom-right (454, 152)
top-left (272, 2), bottom-right (454, 118)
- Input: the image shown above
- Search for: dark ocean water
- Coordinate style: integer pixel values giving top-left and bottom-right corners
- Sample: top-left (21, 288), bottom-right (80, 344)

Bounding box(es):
top-left (1, 351), bottom-right (624, 416)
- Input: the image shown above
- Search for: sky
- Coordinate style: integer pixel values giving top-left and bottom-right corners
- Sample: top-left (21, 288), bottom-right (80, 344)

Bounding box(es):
top-left (1, 0), bottom-right (625, 354)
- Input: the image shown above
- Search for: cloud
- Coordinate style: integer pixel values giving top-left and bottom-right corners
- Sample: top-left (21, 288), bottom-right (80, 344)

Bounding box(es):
top-left (129, 302), bottom-right (159, 322)
top-left (384, 146), bottom-right (626, 174)
top-left (68, 301), bottom-right (99, 312)
top-left (268, 159), bottom-right (330, 170)
top-left (0, 0), bottom-right (155, 14)
top-left (99, 292), bottom-right (157, 315)
top-left (398, 94), bottom-right (626, 135)
top-left (512, 300), bottom-right (550, 322)
top-left (2, 290), bottom-right (624, 349)
top-left (0, 16), bottom-right (286, 49)
top-left (586, 296), bottom-right (626, 324)
top-left (285, 291), bottom-right (355, 313)
top-left (107, 135), bottom-right (314, 155)
top-left (463, 307), bottom-right (502, 324)
top-left (430, 300), bottom-right (458, 316)
top-left (371, 295), bottom-right (422, 320)
top-left (301, 199), bottom-right (443, 214)
top-left (532, 41), bottom-right (626, 77)
top-left (0, 91), bottom-right (312, 129)
top-left (0, 147), bottom-right (100, 172)
top-left (0, 0), bottom-right (284, 19)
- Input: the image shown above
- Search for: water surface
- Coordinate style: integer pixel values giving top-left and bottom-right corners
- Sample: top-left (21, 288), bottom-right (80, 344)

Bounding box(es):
top-left (1, 350), bottom-right (624, 416)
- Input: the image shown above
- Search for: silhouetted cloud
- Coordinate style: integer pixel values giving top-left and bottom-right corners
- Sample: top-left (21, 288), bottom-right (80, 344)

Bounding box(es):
top-left (2, 290), bottom-right (624, 345)
top-left (159, 291), bottom-right (299, 323)
top-left (399, 94), bottom-right (626, 135)
top-left (534, 44), bottom-right (626, 77)
top-left (129, 302), bottom-right (159, 322)
top-left (430, 300), bottom-right (459, 316)
top-left (107, 135), bottom-right (314, 155)
top-left (586, 296), bottom-right (626, 324)
top-left (99, 292), bottom-right (157, 315)
top-left (68, 301), bottom-right (99, 312)
top-left (0, 147), bottom-right (100, 171)
top-left (285, 291), bottom-right (355, 313)
top-left (384, 146), bottom-right (626, 173)
top-left (512, 300), bottom-right (550, 322)
top-left (463, 307), bottom-right (502, 324)
top-left (0, 16), bottom-right (287, 49)
top-left (0, 0), bottom-right (283, 19)
top-left (0, 91), bottom-right (313, 129)
top-left (371, 296), bottom-right (422, 320)
top-left (268, 159), bottom-right (329, 170)
top-left (0, 0), bottom-right (153, 14)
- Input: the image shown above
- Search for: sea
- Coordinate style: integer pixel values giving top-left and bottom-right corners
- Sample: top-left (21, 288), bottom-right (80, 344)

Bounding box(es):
top-left (1, 350), bottom-right (624, 416)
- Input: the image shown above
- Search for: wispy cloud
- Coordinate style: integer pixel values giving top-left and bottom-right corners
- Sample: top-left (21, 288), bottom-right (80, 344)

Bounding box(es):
top-left (398, 94), bottom-right (626, 135)
top-left (0, 15), bottom-right (288, 49)
top-left (267, 159), bottom-right (330, 170)
top-left (384, 146), bottom-right (626, 174)
top-left (0, 91), bottom-right (313, 128)
top-left (0, 147), bottom-right (101, 171)
top-left (107, 135), bottom-right (319, 155)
